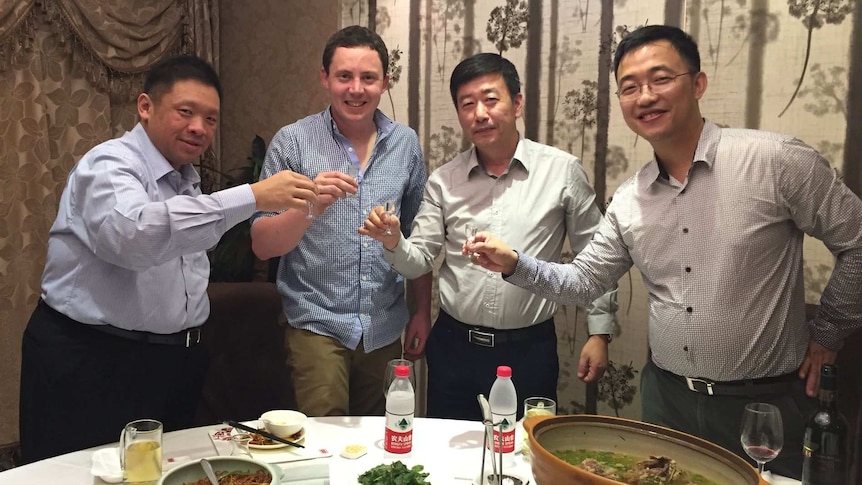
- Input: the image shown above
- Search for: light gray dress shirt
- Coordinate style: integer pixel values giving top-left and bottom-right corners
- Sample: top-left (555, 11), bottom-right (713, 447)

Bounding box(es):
top-left (41, 123), bottom-right (256, 333)
top-left (386, 137), bottom-right (617, 333)
top-left (507, 121), bottom-right (862, 381)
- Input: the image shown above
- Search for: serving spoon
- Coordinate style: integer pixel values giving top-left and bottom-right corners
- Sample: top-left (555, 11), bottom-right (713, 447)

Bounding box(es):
top-left (200, 458), bottom-right (219, 485)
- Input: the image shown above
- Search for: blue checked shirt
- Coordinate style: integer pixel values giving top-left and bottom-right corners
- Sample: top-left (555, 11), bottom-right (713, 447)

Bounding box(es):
top-left (252, 108), bottom-right (427, 351)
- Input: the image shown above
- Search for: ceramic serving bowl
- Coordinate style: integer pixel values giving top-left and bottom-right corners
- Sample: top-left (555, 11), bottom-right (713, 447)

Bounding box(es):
top-left (523, 414), bottom-right (769, 485)
top-left (259, 409), bottom-right (307, 438)
top-left (157, 456), bottom-right (281, 485)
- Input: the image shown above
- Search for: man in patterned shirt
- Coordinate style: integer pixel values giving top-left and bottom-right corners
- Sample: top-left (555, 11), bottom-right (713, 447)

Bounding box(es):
top-left (466, 25), bottom-right (862, 479)
top-left (250, 26), bottom-right (431, 416)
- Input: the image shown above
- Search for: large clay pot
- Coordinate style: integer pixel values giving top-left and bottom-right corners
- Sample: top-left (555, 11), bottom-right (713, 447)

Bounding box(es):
top-left (523, 414), bottom-right (769, 485)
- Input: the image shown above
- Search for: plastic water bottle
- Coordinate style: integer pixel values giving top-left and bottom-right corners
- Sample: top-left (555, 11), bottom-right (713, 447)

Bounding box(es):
top-left (488, 365), bottom-right (517, 466)
top-left (384, 364), bottom-right (414, 454)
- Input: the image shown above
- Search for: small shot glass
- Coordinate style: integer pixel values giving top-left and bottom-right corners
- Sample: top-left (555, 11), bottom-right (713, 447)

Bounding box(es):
top-left (383, 200), bottom-right (396, 236)
top-left (524, 396), bottom-right (557, 418)
top-left (231, 432), bottom-right (254, 458)
top-left (345, 164), bottom-right (360, 198)
top-left (465, 223), bottom-right (481, 263)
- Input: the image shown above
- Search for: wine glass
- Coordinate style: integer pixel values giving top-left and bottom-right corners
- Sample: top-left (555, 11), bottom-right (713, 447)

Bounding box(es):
top-left (383, 200), bottom-right (397, 236)
top-left (383, 358), bottom-right (414, 397)
top-left (740, 402), bottom-right (783, 475)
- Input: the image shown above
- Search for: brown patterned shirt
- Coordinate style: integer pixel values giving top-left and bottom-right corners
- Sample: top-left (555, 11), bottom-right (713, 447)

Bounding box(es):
top-left (508, 120), bottom-right (862, 381)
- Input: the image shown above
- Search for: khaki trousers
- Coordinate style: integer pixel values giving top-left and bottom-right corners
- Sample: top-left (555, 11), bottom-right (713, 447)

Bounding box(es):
top-left (286, 326), bottom-right (402, 416)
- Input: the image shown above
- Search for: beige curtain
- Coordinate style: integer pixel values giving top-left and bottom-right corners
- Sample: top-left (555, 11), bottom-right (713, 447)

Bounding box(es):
top-left (0, 0), bottom-right (219, 446)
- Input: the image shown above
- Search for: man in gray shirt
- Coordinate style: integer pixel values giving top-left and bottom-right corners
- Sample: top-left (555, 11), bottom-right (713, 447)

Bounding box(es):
top-left (467, 25), bottom-right (862, 479)
top-left (362, 53), bottom-right (617, 420)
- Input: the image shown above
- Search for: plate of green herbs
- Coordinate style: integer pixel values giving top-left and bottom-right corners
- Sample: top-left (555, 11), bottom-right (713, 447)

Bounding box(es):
top-left (357, 460), bottom-right (431, 485)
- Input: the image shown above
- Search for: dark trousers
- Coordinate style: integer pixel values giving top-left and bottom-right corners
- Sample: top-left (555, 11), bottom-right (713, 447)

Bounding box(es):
top-left (641, 359), bottom-right (816, 480)
top-left (425, 310), bottom-right (559, 421)
top-left (19, 302), bottom-right (208, 463)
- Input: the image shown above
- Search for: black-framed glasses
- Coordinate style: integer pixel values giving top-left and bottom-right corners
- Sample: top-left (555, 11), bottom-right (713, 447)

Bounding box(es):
top-left (615, 72), bottom-right (695, 101)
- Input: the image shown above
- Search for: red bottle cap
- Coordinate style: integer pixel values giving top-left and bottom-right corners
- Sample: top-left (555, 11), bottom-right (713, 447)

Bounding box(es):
top-left (496, 365), bottom-right (512, 378)
top-left (395, 365), bottom-right (410, 377)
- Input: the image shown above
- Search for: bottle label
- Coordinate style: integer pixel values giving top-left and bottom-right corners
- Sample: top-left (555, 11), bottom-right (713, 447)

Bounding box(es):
top-left (384, 413), bottom-right (413, 453)
top-left (491, 413), bottom-right (516, 453)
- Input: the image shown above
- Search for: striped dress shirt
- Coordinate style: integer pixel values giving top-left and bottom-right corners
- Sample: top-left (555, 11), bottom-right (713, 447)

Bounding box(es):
top-left (42, 123), bottom-right (257, 333)
top-left (386, 137), bottom-right (617, 333)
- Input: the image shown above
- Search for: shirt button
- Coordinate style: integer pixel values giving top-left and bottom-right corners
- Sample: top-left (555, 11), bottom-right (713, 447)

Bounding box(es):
top-left (683, 346), bottom-right (689, 351)
top-left (361, 275), bottom-right (367, 281)
top-left (682, 228), bottom-right (689, 234)
top-left (686, 307), bottom-right (693, 313)
top-left (685, 267), bottom-right (691, 272)
top-left (348, 147), bottom-right (354, 152)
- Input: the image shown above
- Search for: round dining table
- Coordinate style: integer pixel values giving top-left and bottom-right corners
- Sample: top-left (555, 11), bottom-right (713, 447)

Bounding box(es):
top-left (0, 416), bottom-right (802, 484)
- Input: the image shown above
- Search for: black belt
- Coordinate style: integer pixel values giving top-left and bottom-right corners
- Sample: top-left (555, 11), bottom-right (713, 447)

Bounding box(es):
top-left (437, 310), bottom-right (554, 348)
top-left (657, 363), bottom-right (799, 396)
top-left (39, 299), bottom-right (202, 347)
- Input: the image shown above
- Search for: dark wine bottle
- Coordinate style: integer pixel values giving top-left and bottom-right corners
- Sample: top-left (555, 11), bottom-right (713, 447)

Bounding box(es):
top-left (801, 364), bottom-right (847, 485)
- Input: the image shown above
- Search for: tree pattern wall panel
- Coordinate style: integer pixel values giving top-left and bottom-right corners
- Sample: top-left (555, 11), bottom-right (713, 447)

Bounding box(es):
top-left (341, 0), bottom-right (857, 419)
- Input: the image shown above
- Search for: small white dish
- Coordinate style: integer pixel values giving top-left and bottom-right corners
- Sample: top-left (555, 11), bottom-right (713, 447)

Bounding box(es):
top-left (260, 409), bottom-right (307, 437)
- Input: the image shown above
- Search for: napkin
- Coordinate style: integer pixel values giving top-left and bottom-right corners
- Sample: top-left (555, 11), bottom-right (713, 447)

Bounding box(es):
top-left (208, 426), bottom-right (332, 464)
top-left (90, 447), bottom-right (122, 484)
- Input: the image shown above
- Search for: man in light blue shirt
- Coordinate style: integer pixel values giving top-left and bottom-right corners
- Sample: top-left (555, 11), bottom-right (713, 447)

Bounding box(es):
top-left (251, 26), bottom-right (431, 417)
top-left (20, 55), bottom-right (318, 463)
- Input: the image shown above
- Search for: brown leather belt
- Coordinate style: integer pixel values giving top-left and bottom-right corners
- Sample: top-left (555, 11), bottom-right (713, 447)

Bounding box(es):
top-left (39, 299), bottom-right (202, 347)
top-left (437, 310), bottom-right (554, 348)
top-left (658, 363), bottom-right (799, 396)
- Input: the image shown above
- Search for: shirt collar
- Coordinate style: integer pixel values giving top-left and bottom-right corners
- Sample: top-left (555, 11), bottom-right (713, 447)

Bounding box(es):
top-left (324, 106), bottom-right (394, 140)
top-left (644, 119), bottom-right (720, 184)
top-left (463, 135), bottom-right (528, 180)
top-left (131, 123), bottom-right (201, 185)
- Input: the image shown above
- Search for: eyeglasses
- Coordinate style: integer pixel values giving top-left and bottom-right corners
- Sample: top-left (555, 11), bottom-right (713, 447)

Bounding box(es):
top-left (615, 72), bottom-right (695, 101)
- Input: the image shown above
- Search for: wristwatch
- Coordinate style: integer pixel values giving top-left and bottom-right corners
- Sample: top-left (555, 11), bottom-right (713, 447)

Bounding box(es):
top-left (596, 334), bottom-right (613, 344)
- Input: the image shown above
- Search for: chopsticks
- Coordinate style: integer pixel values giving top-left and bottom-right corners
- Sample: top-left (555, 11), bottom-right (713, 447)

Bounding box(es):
top-left (223, 420), bottom-right (306, 449)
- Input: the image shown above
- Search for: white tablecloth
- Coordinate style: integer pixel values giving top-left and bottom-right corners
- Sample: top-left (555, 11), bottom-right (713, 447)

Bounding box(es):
top-left (0, 416), bottom-right (802, 484)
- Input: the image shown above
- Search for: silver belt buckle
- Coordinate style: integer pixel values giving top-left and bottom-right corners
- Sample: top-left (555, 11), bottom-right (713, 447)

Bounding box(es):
top-left (468, 329), bottom-right (495, 347)
top-left (185, 327), bottom-right (202, 347)
top-left (685, 377), bottom-right (715, 395)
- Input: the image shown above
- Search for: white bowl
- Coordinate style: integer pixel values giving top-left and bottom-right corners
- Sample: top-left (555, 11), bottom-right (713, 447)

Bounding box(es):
top-left (259, 409), bottom-right (307, 438)
top-left (157, 456), bottom-right (281, 485)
